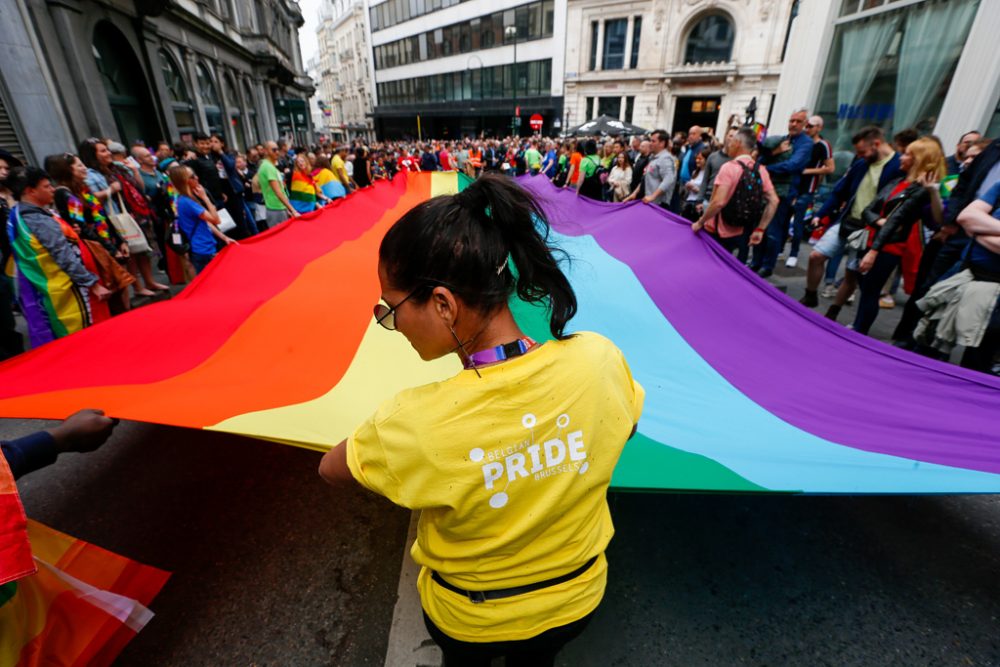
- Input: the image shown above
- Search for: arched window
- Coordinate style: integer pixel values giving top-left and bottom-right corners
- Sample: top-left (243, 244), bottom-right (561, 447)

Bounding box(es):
top-left (684, 14), bottom-right (734, 64)
top-left (195, 63), bottom-right (223, 135)
top-left (160, 50), bottom-right (196, 135)
top-left (92, 21), bottom-right (160, 144)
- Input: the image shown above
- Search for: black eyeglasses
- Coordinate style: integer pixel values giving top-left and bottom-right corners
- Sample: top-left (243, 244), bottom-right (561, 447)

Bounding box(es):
top-left (374, 287), bottom-right (423, 331)
top-left (374, 280), bottom-right (456, 330)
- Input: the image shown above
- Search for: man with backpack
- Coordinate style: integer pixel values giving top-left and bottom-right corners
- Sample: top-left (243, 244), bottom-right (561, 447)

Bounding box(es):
top-left (576, 139), bottom-right (606, 201)
top-left (692, 127), bottom-right (779, 259)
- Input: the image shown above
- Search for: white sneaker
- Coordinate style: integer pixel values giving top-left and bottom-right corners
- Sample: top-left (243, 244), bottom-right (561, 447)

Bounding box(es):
top-left (821, 284), bottom-right (837, 298)
top-left (847, 292), bottom-right (856, 305)
top-left (785, 256), bottom-right (798, 268)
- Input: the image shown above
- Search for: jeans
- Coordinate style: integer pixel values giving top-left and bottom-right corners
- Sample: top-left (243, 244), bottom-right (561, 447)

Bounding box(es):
top-left (789, 193), bottom-right (814, 257)
top-left (189, 252), bottom-right (214, 275)
top-left (853, 251), bottom-right (901, 334)
top-left (753, 196), bottom-right (793, 271)
top-left (423, 610), bottom-right (594, 667)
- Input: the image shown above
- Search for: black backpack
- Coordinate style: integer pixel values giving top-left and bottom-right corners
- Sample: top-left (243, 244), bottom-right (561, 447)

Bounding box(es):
top-left (721, 158), bottom-right (766, 228)
top-left (579, 156), bottom-right (607, 201)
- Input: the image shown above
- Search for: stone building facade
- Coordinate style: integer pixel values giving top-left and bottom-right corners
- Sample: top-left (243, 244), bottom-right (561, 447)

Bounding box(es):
top-left (0, 0), bottom-right (314, 164)
top-left (312, 0), bottom-right (376, 144)
top-left (563, 0), bottom-right (798, 135)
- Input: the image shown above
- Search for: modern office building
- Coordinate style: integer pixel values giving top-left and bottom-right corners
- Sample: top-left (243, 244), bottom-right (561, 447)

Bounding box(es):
top-left (368, 0), bottom-right (567, 139)
top-left (563, 0), bottom-right (799, 136)
top-left (773, 0), bottom-right (998, 153)
top-left (0, 0), bottom-right (313, 164)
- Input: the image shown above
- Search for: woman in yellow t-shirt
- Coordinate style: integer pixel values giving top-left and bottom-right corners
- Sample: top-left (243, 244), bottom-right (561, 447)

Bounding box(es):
top-left (320, 174), bottom-right (643, 665)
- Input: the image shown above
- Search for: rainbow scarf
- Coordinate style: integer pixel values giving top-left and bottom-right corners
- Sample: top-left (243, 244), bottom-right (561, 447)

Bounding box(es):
top-left (0, 173), bottom-right (998, 493)
top-left (7, 205), bottom-right (95, 346)
top-left (0, 520), bottom-right (169, 666)
top-left (289, 171), bottom-right (318, 213)
top-left (78, 188), bottom-right (112, 243)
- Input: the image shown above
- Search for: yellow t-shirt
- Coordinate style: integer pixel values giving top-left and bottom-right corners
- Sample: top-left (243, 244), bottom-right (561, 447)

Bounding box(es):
top-left (849, 152), bottom-right (894, 220)
top-left (346, 331), bottom-right (644, 642)
top-left (331, 154), bottom-right (350, 186)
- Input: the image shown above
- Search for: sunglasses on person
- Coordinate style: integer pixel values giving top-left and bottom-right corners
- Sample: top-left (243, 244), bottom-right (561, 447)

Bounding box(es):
top-left (373, 280), bottom-right (454, 330)
top-left (373, 288), bottom-right (420, 331)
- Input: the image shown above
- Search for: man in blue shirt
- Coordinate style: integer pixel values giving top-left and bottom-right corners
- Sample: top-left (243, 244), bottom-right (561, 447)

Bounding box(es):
top-left (673, 126), bottom-right (704, 212)
top-left (751, 108), bottom-right (814, 277)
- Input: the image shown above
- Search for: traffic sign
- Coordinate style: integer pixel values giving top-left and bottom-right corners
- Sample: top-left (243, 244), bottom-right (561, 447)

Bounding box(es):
top-left (529, 114), bottom-right (543, 131)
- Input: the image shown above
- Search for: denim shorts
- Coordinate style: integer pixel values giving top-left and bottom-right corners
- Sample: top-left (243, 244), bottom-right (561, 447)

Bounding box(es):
top-left (814, 223), bottom-right (844, 258)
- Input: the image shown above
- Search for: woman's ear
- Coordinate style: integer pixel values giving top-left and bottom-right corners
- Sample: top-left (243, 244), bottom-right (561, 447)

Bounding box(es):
top-left (430, 286), bottom-right (458, 325)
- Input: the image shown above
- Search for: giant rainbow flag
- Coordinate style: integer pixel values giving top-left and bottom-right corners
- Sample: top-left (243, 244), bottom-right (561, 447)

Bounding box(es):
top-left (0, 171), bottom-right (999, 493)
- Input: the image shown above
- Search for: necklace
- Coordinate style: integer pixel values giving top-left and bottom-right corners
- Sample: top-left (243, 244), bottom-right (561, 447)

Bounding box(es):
top-left (463, 337), bottom-right (536, 370)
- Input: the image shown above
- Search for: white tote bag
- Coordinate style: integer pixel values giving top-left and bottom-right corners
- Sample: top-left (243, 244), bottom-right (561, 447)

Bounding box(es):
top-left (216, 208), bottom-right (237, 234)
top-left (108, 194), bottom-right (151, 254)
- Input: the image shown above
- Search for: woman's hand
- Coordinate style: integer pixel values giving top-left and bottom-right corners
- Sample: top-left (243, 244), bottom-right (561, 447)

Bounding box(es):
top-left (109, 180), bottom-right (122, 194)
top-left (119, 242), bottom-right (130, 259)
top-left (917, 171), bottom-right (939, 191)
top-left (859, 249), bottom-right (878, 274)
top-left (875, 217), bottom-right (887, 227)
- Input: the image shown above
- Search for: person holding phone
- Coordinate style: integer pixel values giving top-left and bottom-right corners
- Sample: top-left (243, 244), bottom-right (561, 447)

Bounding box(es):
top-left (168, 165), bottom-right (235, 275)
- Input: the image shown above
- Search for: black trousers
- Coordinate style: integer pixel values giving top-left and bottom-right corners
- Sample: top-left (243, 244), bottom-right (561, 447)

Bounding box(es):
top-left (423, 610), bottom-right (594, 667)
top-left (0, 275), bottom-right (23, 361)
top-left (854, 251), bottom-right (901, 335)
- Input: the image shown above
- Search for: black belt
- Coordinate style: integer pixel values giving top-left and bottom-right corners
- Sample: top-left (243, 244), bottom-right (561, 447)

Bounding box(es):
top-left (431, 556), bottom-right (598, 604)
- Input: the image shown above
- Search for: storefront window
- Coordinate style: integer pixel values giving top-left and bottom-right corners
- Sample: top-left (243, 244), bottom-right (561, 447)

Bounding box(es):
top-left (815, 0), bottom-right (979, 152)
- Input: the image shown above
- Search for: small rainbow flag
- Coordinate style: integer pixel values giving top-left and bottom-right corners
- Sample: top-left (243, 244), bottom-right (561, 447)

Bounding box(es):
top-left (0, 456), bottom-right (33, 587)
top-left (0, 520), bottom-right (169, 666)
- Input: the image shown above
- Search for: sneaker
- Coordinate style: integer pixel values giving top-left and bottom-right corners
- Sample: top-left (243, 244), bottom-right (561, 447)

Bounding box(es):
top-left (847, 293), bottom-right (855, 305)
top-left (757, 268), bottom-right (774, 278)
top-left (879, 294), bottom-right (896, 309)
top-left (821, 284), bottom-right (838, 299)
top-left (785, 256), bottom-right (798, 268)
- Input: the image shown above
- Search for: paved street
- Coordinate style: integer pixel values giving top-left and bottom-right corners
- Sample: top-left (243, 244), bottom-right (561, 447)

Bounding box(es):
top-left (5, 248), bottom-right (1000, 666)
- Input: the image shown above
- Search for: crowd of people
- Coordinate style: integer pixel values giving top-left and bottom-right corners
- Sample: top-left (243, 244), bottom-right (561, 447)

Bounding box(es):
top-left (1, 112), bottom-right (998, 374)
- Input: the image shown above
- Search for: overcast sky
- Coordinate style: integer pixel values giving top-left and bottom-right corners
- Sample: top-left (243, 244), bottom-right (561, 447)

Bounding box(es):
top-left (299, 0), bottom-right (322, 64)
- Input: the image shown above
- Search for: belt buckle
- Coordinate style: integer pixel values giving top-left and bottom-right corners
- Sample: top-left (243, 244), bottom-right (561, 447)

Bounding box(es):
top-left (467, 590), bottom-right (487, 604)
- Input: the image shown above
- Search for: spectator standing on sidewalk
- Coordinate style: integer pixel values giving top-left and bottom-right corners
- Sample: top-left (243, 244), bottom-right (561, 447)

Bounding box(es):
top-left (852, 138), bottom-right (945, 335)
top-left (624, 130), bottom-right (674, 208)
top-left (256, 141), bottom-right (299, 228)
top-left (945, 131), bottom-right (982, 176)
top-left (8, 167), bottom-right (111, 345)
top-left (785, 115), bottom-right (834, 268)
top-left (751, 108), bottom-right (813, 277)
top-left (799, 127), bottom-right (903, 312)
top-left (692, 127), bottom-right (779, 259)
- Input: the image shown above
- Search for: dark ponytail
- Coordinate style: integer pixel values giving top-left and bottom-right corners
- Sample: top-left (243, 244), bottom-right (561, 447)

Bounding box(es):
top-left (379, 174), bottom-right (577, 339)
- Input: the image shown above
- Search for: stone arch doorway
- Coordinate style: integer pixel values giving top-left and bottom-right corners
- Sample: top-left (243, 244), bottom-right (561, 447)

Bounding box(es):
top-left (92, 21), bottom-right (161, 144)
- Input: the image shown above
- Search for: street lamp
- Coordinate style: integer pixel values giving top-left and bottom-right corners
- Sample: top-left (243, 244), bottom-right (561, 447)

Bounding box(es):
top-left (504, 24), bottom-right (518, 133)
